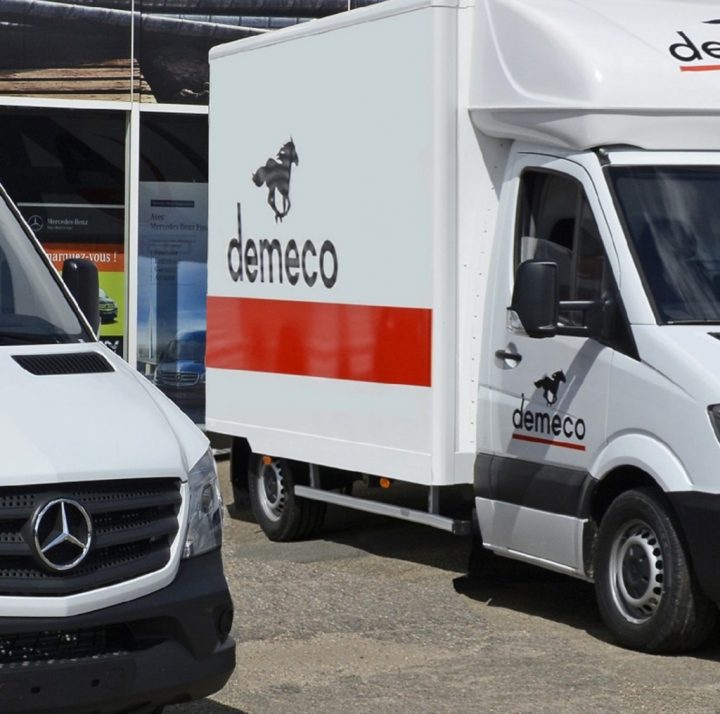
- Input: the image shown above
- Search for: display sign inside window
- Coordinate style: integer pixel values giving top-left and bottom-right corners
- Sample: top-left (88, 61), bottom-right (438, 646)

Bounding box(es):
top-left (18, 204), bottom-right (125, 356)
top-left (138, 182), bottom-right (208, 424)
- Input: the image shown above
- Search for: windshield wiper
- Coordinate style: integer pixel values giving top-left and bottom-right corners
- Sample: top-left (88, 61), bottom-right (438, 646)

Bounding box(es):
top-left (665, 319), bottom-right (720, 325)
top-left (0, 331), bottom-right (74, 345)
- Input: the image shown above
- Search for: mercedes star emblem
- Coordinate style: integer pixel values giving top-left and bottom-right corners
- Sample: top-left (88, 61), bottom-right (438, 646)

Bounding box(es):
top-left (31, 498), bottom-right (93, 572)
top-left (27, 214), bottom-right (44, 232)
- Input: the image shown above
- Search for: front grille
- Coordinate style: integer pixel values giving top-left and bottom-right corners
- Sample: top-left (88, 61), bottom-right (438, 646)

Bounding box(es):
top-left (0, 625), bottom-right (133, 665)
top-left (0, 479), bottom-right (181, 596)
top-left (156, 371), bottom-right (200, 386)
top-left (13, 352), bottom-right (114, 375)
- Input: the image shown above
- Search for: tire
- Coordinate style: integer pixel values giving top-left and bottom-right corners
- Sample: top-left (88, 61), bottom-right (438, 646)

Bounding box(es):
top-left (248, 456), bottom-right (326, 542)
top-left (229, 438), bottom-right (251, 515)
top-left (594, 488), bottom-right (716, 653)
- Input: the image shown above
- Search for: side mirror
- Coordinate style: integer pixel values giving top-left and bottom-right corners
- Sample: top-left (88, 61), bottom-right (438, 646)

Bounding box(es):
top-left (510, 260), bottom-right (558, 338)
top-left (62, 259), bottom-right (100, 335)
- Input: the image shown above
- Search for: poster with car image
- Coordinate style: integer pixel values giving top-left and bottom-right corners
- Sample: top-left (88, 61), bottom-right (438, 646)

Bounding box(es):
top-left (138, 181), bottom-right (208, 424)
top-left (19, 204), bottom-right (126, 356)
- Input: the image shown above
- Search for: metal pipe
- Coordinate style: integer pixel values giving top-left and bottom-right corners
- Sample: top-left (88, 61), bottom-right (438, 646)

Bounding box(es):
top-left (0, 0), bottom-right (267, 39)
top-left (30, 0), bottom-right (382, 18)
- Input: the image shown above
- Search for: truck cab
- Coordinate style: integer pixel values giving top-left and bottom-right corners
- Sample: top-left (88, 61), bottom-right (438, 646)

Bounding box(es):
top-left (476, 144), bottom-right (720, 652)
top-left (468, 1), bottom-right (720, 652)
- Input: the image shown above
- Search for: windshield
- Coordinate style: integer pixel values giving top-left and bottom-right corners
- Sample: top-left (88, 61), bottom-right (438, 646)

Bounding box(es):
top-left (0, 191), bottom-right (87, 345)
top-left (163, 337), bottom-right (205, 362)
top-left (609, 166), bottom-right (720, 324)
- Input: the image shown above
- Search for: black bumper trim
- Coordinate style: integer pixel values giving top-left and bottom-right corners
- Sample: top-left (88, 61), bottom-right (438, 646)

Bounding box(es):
top-left (0, 549), bottom-right (235, 714)
top-left (475, 452), bottom-right (594, 518)
top-left (668, 491), bottom-right (720, 603)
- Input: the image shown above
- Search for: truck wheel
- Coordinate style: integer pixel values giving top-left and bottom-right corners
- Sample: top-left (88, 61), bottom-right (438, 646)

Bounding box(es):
top-left (229, 438), bottom-right (251, 514)
top-left (594, 488), bottom-right (716, 653)
top-left (248, 456), bottom-right (326, 541)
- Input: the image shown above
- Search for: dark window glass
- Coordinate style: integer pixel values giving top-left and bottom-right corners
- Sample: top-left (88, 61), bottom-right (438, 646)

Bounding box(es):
top-left (140, 114), bottom-right (207, 183)
top-left (609, 166), bottom-right (720, 324)
top-left (0, 110), bottom-right (125, 205)
top-left (0, 192), bottom-right (87, 344)
top-left (516, 170), bottom-right (609, 326)
top-left (517, 172), bottom-right (579, 301)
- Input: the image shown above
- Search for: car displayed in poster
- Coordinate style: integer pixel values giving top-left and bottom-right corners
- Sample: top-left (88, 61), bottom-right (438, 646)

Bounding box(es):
top-left (154, 330), bottom-right (206, 407)
top-left (98, 287), bottom-right (118, 323)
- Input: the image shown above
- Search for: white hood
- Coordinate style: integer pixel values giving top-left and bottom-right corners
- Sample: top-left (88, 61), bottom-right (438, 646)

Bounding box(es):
top-left (634, 324), bottom-right (720, 402)
top-left (0, 344), bottom-right (207, 486)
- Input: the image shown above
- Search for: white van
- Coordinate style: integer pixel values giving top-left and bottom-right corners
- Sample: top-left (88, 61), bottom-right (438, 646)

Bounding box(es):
top-left (207, 0), bottom-right (720, 652)
top-left (0, 184), bottom-right (234, 711)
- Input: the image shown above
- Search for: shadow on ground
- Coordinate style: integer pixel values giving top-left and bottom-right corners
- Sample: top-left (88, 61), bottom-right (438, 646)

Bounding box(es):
top-left (227, 479), bottom-right (474, 574)
top-left (455, 546), bottom-right (720, 659)
top-left (228, 491), bottom-right (720, 659)
top-left (455, 547), bottom-right (606, 637)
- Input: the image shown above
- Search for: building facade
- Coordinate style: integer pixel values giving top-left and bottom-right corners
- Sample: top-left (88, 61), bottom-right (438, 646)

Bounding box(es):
top-left (0, 0), bottom-right (378, 423)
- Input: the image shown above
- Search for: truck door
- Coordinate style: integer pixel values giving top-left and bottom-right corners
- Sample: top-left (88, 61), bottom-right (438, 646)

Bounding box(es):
top-left (480, 157), bottom-right (620, 575)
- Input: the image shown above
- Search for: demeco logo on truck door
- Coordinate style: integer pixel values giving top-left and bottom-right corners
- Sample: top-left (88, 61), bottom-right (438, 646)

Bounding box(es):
top-left (511, 372), bottom-right (587, 452)
top-left (226, 138), bottom-right (339, 288)
top-left (669, 20), bottom-right (720, 71)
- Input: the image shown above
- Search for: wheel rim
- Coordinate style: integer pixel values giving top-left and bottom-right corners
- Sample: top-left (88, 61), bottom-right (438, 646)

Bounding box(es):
top-left (256, 460), bottom-right (286, 522)
top-left (608, 518), bottom-right (664, 624)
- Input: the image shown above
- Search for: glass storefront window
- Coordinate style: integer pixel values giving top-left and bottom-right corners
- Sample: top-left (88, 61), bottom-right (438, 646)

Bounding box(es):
top-left (137, 113), bottom-right (208, 424)
top-left (0, 108), bottom-right (127, 355)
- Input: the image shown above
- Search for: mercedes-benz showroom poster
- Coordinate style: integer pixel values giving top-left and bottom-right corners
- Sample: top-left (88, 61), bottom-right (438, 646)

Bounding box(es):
top-left (138, 181), bottom-right (208, 423)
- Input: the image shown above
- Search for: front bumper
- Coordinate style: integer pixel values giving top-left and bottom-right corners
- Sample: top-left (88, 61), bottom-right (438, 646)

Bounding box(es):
top-left (0, 549), bottom-right (235, 714)
top-left (669, 491), bottom-right (720, 603)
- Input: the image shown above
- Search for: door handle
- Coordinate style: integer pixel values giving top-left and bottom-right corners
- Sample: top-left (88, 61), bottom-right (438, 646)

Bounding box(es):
top-left (495, 349), bottom-right (522, 364)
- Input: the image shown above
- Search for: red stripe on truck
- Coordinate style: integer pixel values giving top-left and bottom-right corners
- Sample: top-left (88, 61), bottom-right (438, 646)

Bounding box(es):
top-left (206, 296), bottom-right (432, 387)
top-left (680, 64), bottom-right (720, 72)
top-left (512, 433), bottom-right (586, 452)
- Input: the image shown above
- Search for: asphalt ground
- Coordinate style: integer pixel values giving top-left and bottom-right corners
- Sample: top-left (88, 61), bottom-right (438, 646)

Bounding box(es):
top-left (167, 459), bottom-right (720, 714)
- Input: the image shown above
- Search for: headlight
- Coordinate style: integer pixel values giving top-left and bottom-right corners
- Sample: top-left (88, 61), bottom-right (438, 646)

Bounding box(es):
top-left (709, 405), bottom-right (720, 442)
top-left (182, 448), bottom-right (223, 559)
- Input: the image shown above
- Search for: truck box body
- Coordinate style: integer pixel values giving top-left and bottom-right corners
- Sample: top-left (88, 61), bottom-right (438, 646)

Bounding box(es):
top-left (208, 0), bottom-right (720, 484)
top-left (209, 0), bottom-right (720, 651)
top-left (208, 0), bottom-right (470, 485)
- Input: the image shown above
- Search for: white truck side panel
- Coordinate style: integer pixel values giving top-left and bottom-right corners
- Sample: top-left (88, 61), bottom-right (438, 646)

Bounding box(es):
top-left (208, 1), bottom-right (460, 484)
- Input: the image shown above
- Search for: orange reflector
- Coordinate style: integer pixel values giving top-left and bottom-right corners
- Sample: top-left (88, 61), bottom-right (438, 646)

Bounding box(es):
top-left (379, 478), bottom-right (392, 489)
top-left (262, 455), bottom-right (272, 465)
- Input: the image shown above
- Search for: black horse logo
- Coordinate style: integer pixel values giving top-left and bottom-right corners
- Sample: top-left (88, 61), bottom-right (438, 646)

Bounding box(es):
top-left (252, 139), bottom-right (299, 223)
top-left (534, 370), bottom-right (566, 406)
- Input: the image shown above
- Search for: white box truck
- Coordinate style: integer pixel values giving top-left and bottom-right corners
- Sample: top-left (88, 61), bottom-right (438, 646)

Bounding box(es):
top-left (207, 0), bottom-right (720, 652)
top-left (0, 189), bottom-right (234, 708)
